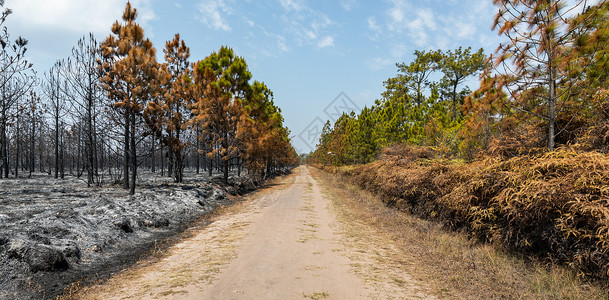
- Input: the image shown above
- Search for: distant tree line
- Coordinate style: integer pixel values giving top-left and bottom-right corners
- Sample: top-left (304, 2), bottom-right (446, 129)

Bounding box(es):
top-left (312, 0), bottom-right (609, 164)
top-left (0, 2), bottom-right (298, 194)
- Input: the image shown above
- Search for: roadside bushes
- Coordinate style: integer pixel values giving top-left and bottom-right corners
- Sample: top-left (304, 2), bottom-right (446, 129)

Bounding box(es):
top-left (323, 145), bottom-right (609, 281)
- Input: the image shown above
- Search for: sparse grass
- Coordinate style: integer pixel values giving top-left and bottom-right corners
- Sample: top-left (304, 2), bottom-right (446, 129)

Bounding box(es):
top-left (158, 289), bottom-right (187, 297)
top-left (304, 265), bottom-right (326, 271)
top-left (300, 220), bottom-right (319, 228)
top-left (303, 291), bottom-right (330, 299)
top-left (298, 234), bottom-right (316, 243)
top-left (298, 216), bottom-right (318, 241)
top-left (300, 205), bottom-right (315, 212)
top-left (311, 167), bottom-right (608, 299)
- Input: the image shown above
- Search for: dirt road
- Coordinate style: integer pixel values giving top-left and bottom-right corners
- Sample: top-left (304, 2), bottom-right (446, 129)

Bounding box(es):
top-left (79, 166), bottom-right (431, 299)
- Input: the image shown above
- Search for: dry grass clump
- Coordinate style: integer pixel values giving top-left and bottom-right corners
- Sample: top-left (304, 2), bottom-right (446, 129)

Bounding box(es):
top-left (324, 146), bottom-right (609, 283)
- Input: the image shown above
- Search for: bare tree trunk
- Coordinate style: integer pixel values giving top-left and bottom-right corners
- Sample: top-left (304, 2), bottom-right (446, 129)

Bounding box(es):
top-left (451, 82), bottom-right (458, 121)
top-left (76, 127), bottom-right (82, 178)
top-left (161, 144), bottom-right (165, 177)
top-left (208, 138), bottom-right (213, 177)
top-left (86, 95), bottom-right (94, 186)
top-left (151, 137), bottom-right (155, 173)
top-left (195, 127), bottom-right (200, 174)
top-left (2, 112), bottom-right (8, 179)
top-left (174, 126), bottom-right (183, 183)
top-left (15, 116), bottom-right (19, 178)
top-left (54, 111), bottom-right (59, 178)
top-left (548, 86), bottom-right (556, 151)
top-left (129, 112), bottom-right (136, 195)
top-left (222, 135), bottom-right (229, 184)
top-left (60, 128), bottom-right (65, 179)
top-left (546, 12), bottom-right (557, 152)
top-left (29, 115), bottom-right (35, 177)
top-left (168, 142), bottom-right (174, 179)
top-left (237, 156), bottom-right (241, 177)
top-left (123, 108), bottom-right (130, 190)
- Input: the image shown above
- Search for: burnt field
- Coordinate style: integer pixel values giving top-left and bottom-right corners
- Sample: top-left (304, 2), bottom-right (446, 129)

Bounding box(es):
top-left (0, 170), bottom-right (264, 299)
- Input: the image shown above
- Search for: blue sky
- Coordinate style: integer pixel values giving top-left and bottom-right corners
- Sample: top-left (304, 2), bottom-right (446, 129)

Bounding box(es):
top-left (4, 0), bottom-right (501, 153)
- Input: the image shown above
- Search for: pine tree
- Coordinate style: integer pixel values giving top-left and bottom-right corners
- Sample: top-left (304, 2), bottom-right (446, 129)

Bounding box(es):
top-left (488, 0), bottom-right (591, 151)
top-left (192, 46), bottom-right (251, 184)
top-left (144, 33), bottom-right (191, 183)
top-left (42, 61), bottom-right (67, 179)
top-left (0, 2), bottom-right (34, 178)
top-left (436, 47), bottom-right (485, 121)
top-left (100, 1), bottom-right (159, 194)
top-left (63, 34), bottom-right (104, 186)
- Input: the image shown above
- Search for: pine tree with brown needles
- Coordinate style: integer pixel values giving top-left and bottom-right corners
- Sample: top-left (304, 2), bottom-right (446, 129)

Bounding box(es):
top-left (144, 33), bottom-right (191, 183)
top-left (99, 1), bottom-right (159, 195)
top-left (486, 0), bottom-right (597, 151)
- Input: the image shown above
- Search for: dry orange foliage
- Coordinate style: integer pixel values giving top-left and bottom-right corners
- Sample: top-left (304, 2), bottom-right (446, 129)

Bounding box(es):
top-left (324, 145), bottom-right (609, 282)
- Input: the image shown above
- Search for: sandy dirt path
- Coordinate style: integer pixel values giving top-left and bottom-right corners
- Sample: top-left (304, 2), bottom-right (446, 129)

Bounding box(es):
top-left (79, 166), bottom-right (431, 299)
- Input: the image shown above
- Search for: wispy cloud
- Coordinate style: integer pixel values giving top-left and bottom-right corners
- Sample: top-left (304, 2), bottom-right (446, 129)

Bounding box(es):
top-left (340, 0), bottom-right (357, 11)
top-left (317, 36), bottom-right (334, 48)
top-left (366, 57), bottom-right (393, 71)
top-left (276, 0), bottom-right (337, 50)
top-left (279, 0), bottom-right (305, 12)
top-left (367, 16), bottom-right (382, 38)
top-left (197, 0), bottom-right (232, 31)
top-left (369, 0), bottom-right (497, 50)
top-left (244, 17), bottom-right (255, 27)
top-left (391, 43), bottom-right (408, 58)
top-left (278, 35), bottom-right (290, 52)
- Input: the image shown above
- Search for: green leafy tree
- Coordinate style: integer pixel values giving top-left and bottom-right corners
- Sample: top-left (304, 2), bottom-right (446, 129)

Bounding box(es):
top-left (397, 50), bottom-right (441, 107)
top-left (436, 47), bottom-right (485, 121)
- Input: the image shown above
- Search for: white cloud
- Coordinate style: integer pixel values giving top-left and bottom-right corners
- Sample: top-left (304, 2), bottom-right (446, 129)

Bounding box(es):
top-left (311, 15), bottom-right (332, 31)
top-left (279, 0), bottom-right (305, 12)
top-left (340, 0), bottom-right (357, 11)
top-left (278, 35), bottom-right (290, 52)
top-left (387, 0), bottom-right (409, 30)
top-left (387, 6), bottom-right (437, 45)
top-left (366, 57), bottom-right (393, 71)
top-left (390, 8), bottom-right (404, 24)
top-left (368, 16), bottom-right (381, 32)
top-left (453, 20), bottom-right (476, 39)
top-left (373, 0), bottom-right (499, 50)
top-left (305, 30), bottom-right (317, 40)
top-left (276, 0), bottom-right (337, 50)
top-left (391, 43), bottom-right (408, 58)
top-left (197, 0), bottom-right (232, 31)
top-left (4, 0), bottom-right (156, 35)
top-left (317, 36), bottom-right (334, 48)
top-left (415, 8), bottom-right (436, 31)
top-left (244, 17), bottom-right (255, 27)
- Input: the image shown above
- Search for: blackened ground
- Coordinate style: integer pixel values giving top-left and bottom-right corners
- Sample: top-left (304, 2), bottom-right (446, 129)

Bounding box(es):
top-left (0, 169), bottom-right (288, 299)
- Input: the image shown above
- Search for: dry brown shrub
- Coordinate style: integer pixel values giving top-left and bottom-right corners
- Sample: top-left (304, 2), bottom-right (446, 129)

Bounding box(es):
top-left (336, 146), bottom-right (609, 282)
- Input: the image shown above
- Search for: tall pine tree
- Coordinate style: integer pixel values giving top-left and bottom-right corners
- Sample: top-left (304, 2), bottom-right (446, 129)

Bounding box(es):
top-left (100, 2), bottom-right (159, 194)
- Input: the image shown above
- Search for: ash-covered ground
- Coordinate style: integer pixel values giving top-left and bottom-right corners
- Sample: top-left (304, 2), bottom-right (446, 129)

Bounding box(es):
top-left (0, 170), bottom-right (268, 299)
